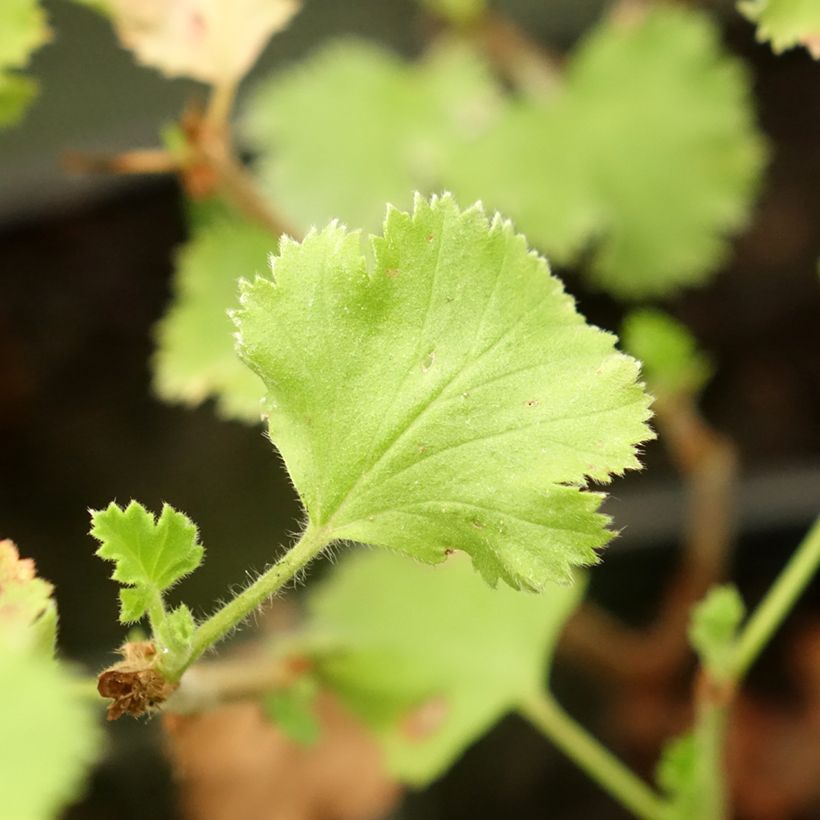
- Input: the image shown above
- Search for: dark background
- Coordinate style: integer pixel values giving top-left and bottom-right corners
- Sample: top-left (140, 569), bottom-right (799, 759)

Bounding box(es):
top-left (1, 1), bottom-right (819, 818)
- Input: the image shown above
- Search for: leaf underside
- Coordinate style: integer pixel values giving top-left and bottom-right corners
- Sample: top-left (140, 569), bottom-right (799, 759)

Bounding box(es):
top-left (236, 194), bottom-right (653, 590)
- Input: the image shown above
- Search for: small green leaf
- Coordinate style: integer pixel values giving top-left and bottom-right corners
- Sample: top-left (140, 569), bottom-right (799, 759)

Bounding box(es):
top-left (235, 195), bottom-right (653, 590)
top-left (263, 677), bottom-right (320, 747)
top-left (0, 642), bottom-right (100, 820)
top-left (90, 501), bottom-right (204, 623)
top-left (656, 732), bottom-right (699, 820)
top-left (0, 73), bottom-right (37, 127)
top-left (153, 215), bottom-right (273, 422)
top-left (739, 0), bottom-right (820, 57)
top-left (242, 40), bottom-right (502, 233)
top-left (307, 549), bottom-right (584, 784)
top-left (622, 309), bottom-right (714, 399)
top-left (0, 539), bottom-right (58, 654)
top-left (156, 603), bottom-right (196, 657)
top-left (689, 585), bottom-right (745, 682)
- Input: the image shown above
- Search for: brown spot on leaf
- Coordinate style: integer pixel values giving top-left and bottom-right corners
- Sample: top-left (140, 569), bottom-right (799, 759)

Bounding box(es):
top-left (526, 399), bottom-right (540, 407)
top-left (385, 267), bottom-right (400, 278)
top-left (98, 641), bottom-right (178, 720)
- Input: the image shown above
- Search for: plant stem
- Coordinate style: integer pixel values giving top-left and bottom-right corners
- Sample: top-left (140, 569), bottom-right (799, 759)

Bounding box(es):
top-left (519, 691), bottom-right (666, 820)
top-left (732, 516), bottom-right (820, 682)
top-left (693, 696), bottom-right (729, 820)
top-left (186, 525), bottom-right (331, 670)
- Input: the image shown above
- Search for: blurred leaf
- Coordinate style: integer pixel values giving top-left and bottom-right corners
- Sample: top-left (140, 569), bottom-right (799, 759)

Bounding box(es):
top-left (88, 0), bottom-right (301, 84)
top-left (0, 0), bottom-right (49, 127)
top-left (0, 643), bottom-right (100, 820)
top-left (656, 732), bottom-right (700, 820)
top-left (689, 585), bottom-right (745, 683)
top-left (90, 501), bottom-right (204, 623)
top-left (453, 5), bottom-right (765, 298)
top-left (235, 195), bottom-right (653, 589)
top-left (263, 677), bottom-right (320, 747)
top-left (307, 549), bottom-right (584, 785)
top-left (153, 215), bottom-right (273, 422)
top-left (242, 39), bottom-right (502, 233)
top-left (621, 309), bottom-right (714, 399)
top-left (739, 0), bottom-right (820, 57)
top-left (0, 539), bottom-right (57, 654)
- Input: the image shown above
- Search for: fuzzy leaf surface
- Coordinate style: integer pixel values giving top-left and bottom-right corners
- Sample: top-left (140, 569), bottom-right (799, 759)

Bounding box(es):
top-left (452, 6), bottom-right (765, 298)
top-left (154, 216), bottom-right (273, 422)
top-left (91, 501), bottom-right (204, 622)
top-left (242, 41), bottom-right (501, 233)
top-left (236, 195), bottom-right (653, 589)
top-left (0, 643), bottom-right (99, 820)
top-left (622, 309), bottom-right (713, 399)
top-left (307, 549), bottom-right (584, 784)
top-left (739, 0), bottom-right (820, 57)
top-left (88, 0), bottom-right (300, 84)
top-left (0, 0), bottom-right (49, 126)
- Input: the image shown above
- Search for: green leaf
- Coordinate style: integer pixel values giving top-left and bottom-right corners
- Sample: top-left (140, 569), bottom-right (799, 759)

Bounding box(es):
top-left (0, 0), bottom-right (49, 127)
top-left (739, 0), bottom-right (820, 57)
top-left (689, 585), bottom-right (745, 683)
top-left (656, 732), bottom-right (699, 820)
top-left (451, 5), bottom-right (765, 298)
top-left (0, 642), bottom-right (100, 820)
top-left (0, 539), bottom-right (58, 654)
top-left (235, 194), bottom-right (653, 590)
top-left (621, 309), bottom-right (714, 399)
top-left (90, 501), bottom-right (204, 623)
top-left (307, 548), bottom-right (584, 784)
top-left (242, 40), bottom-right (502, 234)
top-left (155, 603), bottom-right (197, 657)
top-left (419, 0), bottom-right (486, 26)
top-left (566, 6), bottom-right (765, 297)
top-left (153, 216), bottom-right (273, 422)
top-left (262, 677), bottom-right (320, 747)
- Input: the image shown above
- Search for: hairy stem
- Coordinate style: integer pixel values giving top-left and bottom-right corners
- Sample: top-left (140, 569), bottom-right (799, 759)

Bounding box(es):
top-left (733, 516), bottom-right (820, 682)
top-left (186, 525), bottom-right (331, 672)
top-left (519, 692), bottom-right (666, 820)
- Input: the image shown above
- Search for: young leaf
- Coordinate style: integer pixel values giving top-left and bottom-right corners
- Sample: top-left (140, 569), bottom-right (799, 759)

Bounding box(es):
top-left (0, 0), bottom-right (49, 127)
top-left (91, 501), bottom-right (204, 623)
top-left (739, 0), bottom-right (820, 58)
top-left (153, 216), bottom-right (273, 422)
top-left (689, 585), bottom-right (745, 683)
top-left (242, 41), bottom-right (502, 233)
top-left (156, 603), bottom-right (197, 657)
top-left (621, 309), bottom-right (714, 399)
top-left (235, 195), bottom-right (653, 589)
top-left (85, 0), bottom-right (301, 84)
top-left (0, 643), bottom-right (100, 820)
top-left (306, 549), bottom-right (584, 784)
top-left (656, 732), bottom-right (700, 820)
top-left (0, 539), bottom-right (57, 654)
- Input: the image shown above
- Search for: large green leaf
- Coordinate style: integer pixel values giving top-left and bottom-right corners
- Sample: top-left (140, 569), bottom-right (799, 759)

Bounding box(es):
top-left (0, 0), bottom-right (48, 127)
top-left (242, 40), bottom-right (502, 233)
top-left (307, 548), bottom-right (584, 784)
top-left (739, 0), bottom-right (820, 57)
top-left (451, 5), bottom-right (765, 298)
top-left (90, 501), bottom-right (204, 622)
top-left (236, 194), bottom-right (653, 590)
top-left (0, 643), bottom-right (100, 820)
top-left (153, 216), bottom-right (273, 422)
